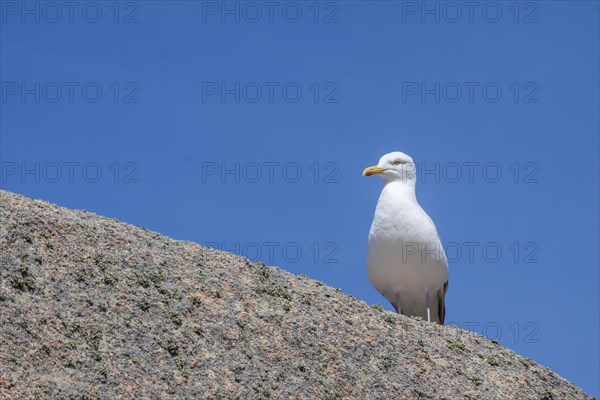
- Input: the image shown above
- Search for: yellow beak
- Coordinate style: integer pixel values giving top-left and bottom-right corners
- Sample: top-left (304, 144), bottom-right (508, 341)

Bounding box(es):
top-left (363, 166), bottom-right (386, 176)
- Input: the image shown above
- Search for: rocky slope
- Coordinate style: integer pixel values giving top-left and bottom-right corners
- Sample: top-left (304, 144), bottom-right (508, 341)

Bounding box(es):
top-left (0, 190), bottom-right (593, 399)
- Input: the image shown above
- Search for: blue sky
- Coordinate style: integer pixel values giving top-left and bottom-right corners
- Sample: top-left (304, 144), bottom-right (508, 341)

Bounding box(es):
top-left (1, 1), bottom-right (598, 396)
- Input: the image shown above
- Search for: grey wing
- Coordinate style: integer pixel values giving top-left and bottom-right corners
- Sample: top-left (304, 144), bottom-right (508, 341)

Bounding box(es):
top-left (438, 280), bottom-right (449, 325)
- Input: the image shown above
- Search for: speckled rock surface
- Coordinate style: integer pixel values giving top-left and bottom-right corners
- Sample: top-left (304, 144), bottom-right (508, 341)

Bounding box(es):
top-left (0, 190), bottom-right (593, 399)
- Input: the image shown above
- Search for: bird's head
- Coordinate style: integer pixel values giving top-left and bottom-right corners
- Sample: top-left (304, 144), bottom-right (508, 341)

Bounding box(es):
top-left (363, 151), bottom-right (416, 184)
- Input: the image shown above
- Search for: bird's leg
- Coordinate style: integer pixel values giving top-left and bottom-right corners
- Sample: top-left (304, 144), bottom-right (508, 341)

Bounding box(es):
top-left (394, 292), bottom-right (402, 315)
top-left (425, 288), bottom-right (431, 323)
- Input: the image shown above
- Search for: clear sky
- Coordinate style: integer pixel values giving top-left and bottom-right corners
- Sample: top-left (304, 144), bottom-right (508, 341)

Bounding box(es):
top-left (1, 1), bottom-right (598, 396)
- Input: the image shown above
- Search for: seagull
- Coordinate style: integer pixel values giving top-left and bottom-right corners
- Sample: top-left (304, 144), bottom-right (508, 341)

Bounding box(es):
top-left (363, 151), bottom-right (449, 324)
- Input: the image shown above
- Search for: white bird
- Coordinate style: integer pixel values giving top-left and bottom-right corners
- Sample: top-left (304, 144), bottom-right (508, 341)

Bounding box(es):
top-left (364, 151), bottom-right (449, 324)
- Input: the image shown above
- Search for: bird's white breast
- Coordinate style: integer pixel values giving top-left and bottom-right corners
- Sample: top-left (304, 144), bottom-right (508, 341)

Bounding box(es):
top-left (367, 182), bottom-right (448, 298)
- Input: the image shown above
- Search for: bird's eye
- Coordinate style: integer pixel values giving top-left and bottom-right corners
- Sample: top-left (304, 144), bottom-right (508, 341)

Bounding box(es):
top-left (393, 160), bottom-right (401, 166)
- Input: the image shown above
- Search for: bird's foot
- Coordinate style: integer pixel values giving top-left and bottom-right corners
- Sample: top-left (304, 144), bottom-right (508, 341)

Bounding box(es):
top-left (394, 292), bottom-right (402, 314)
